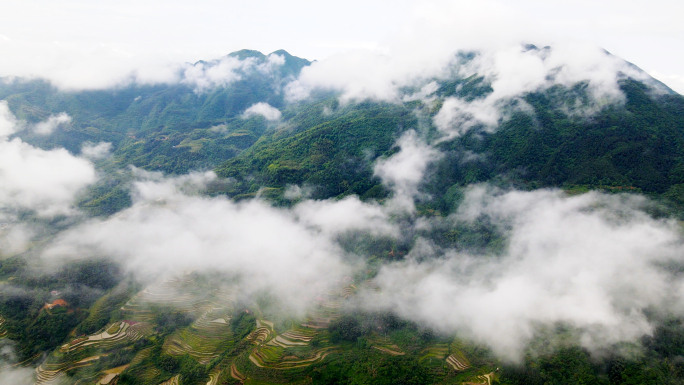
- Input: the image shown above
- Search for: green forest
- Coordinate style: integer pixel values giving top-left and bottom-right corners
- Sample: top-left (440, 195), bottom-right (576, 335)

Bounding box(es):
top-left (1, 48), bottom-right (684, 384)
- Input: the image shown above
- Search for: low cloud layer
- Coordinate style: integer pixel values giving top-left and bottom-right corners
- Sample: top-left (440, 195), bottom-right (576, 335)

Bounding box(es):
top-left (0, 101), bottom-right (96, 216)
top-left (80, 141), bottom-right (112, 160)
top-left (181, 54), bottom-right (285, 93)
top-left (42, 171), bottom-right (395, 315)
top-left (433, 44), bottom-right (653, 138)
top-left (0, 341), bottom-right (34, 385)
top-left (289, 41), bottom-right (654, 141)
top-left (31, 112), bottom-right (71, 135)
top-left (373, 130), bottom-right (442, 212)
top-left (34, 158), bottom-right (684, 363)
top-left (242, 102), bottom-right (282, 121)
top-left (0, 2), bottom-right (681, 364)
top-left (365, 187), bottom-right (684, 361)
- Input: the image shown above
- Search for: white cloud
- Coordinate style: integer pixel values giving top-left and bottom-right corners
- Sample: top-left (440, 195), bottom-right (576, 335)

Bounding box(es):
top-left (0, 365), bottom-right (33, 385)
top-left (0, 101), bottom-right (21, 137)
top-left (80, 141), bottom-right (112, 159)
top-left (42, 172), bottom-right (397, 314)
top-left (431, 43), bottom-right (653, 138)
top-left (286, 50), bottom-right (404, 102)
top-left (0, 223), bottom-right (34, 256)
top-left (432, 97), bottom-right (506, 138)
top-left (365, 187), bottom-right (684, 361)
top-left (242, 102), bottom-right (281, 121)
top-left (293, 196), bottom-right (397, 237)
top-left (28, 137), bottom-right (684, 363)
top-left (0, 101), bottom-right (96, 216)
top-left (402, 81), bottom-right (439, 102)
top-left (258, 53), bottom-right (285, 73)
top-left (373, 130), bottom-right (442, 212)
top-left (283, 184), bottom-right (312, 200)
top-left (0, 0), bottom-right (681, 93)
top-left (32, 112), bottom-right (71, 135)
top-left (37, 168), bottom-right (684, 363)
top-left (0, 341), bottom-right (35, 385)
top-left (285, 0), bottom-right (535, 103)
top-left (290, 39), bottom-right (652, 139)
top-left (0, 139), bottom-right (96, 216)
top-left (181, 53), bottom-right (286, 94)
top-left (181, 56), bottom-right (248, 93)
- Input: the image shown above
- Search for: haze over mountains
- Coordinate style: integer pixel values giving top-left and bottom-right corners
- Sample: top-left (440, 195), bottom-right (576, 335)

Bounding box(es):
top-left (1, 39), bottom-right (684, 384)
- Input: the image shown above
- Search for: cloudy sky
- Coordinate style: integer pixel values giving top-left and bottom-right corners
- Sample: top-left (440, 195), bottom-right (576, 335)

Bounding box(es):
top-left (1, 0), bottom-right (682, 93)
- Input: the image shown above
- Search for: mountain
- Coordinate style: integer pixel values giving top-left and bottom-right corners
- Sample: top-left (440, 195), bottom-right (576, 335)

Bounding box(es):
top-left (1, 47), bottom-right (684, 385)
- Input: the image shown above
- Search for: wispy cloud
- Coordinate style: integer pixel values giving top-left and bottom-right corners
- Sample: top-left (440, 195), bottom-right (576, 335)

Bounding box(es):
top-left (31, 112), bottom-right (71, 135)
top-left (242, 102), bottom-right (281, 121)
top-left (0, 101), bottom-right (96, 216)
top-left (182, 53), bottom-right (286, 93)
top-left (42, 171), bottom-right (395, 315)
top-left (80, 141), bottom-right (112, 160)
top-left (373, 130), bottom-right (442, 212)
top-left (364, 186), bottom-right (684, 361)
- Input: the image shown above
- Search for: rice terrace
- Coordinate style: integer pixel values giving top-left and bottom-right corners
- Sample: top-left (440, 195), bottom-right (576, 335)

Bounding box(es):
top-left (12, 272), bottom-right (498, 384)
top-left (2, 1), bottom-right (684, 384)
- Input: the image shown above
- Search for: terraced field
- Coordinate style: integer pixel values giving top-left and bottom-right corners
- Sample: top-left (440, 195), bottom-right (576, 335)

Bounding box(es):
top-left (35, 354), bottom-right (101, 385)
top-left (230, 363), bottom-right (246, 382)
top-left (61, 321), bottom-right (152, 353)
top-left (33, 320), bottom-right (152, 385)
top-left (242, 302), bottom-right (341, 374)
top-left (419, 344), bottom-right (449, 362)
top-left (464, 372), bottom-right (496, 385)
top-left (119, 361), bottom-right (163, 384)
top-left (163, 314), bottom-right (234, 364)
top-left (340, 285), bottom-right (356, 299)
top-left (121, 278), bottom-right (201, 321)
top-left (18, 274), bottom-right (502, 385)
top-left (0, 315), bottom-right (7, 338)
top-left (160, 374), bottom-right (180, 385)
top-left (206, 367), bottom-right (223, 385)
top-left (97, 364), bottom-right (129, 384)
top-left (249, 345), bottom-right (337, 369)
top-left (369, 334), bottom-right (405, 356)
top-left (129, 347), bottom-right (153, 366)
top-left (246, 319), bottom-right (275, 345)
top-left (446, 341), bottom-right (472, 372)
top-left (268, 325), bottom-right (317, 348)
top-left (302, 296), bottom-right (341, 329)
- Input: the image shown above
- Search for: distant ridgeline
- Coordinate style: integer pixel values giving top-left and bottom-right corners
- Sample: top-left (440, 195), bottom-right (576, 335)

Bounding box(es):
top-left (1, 48), bottom-right (683, 215)
top-left (1, 48), bottom-right (684, 385)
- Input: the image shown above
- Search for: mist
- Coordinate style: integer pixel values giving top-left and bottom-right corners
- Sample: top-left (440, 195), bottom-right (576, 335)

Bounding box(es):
top-left (0, 102), bottom-right (96, 219)
top-left (363, 186), bottom-right (684, 361)
top-left (0, 340), bottom-right (34, 385)
top-left (41, 171), bottom-right (397, 316)
top-left (0, 1), bottom-right (683, 375)
top-left (26, 156), bottom-right (684, 364)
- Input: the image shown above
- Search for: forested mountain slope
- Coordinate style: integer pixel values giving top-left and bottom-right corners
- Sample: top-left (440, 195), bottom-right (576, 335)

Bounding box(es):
top-left (1, 47), bottom-right (684, 385)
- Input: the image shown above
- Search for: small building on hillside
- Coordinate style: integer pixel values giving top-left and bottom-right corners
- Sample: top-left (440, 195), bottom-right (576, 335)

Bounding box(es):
top-left (45, 299), bottom-right (68, 310)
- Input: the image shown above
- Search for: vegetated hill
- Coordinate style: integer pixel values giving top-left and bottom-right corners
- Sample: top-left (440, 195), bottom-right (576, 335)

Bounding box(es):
top-left (3, 260), bottom-right (684, 385)
top-left (431, 79), bottom-right (684, 198)
top-left (214, 77), bottom-right (684, 211)
top-left (215, 100), bottom-right (415, 200)
top-left (0, 49), bottom-right (311, 169)
top-left (3, 48), bottom-right (683, 208)
top-left (2, 48), bottom-right (684, 384)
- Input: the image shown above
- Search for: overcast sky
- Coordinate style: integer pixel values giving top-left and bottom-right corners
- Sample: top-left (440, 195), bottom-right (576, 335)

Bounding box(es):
top-left (1, 0), bottom-right (682, 93)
